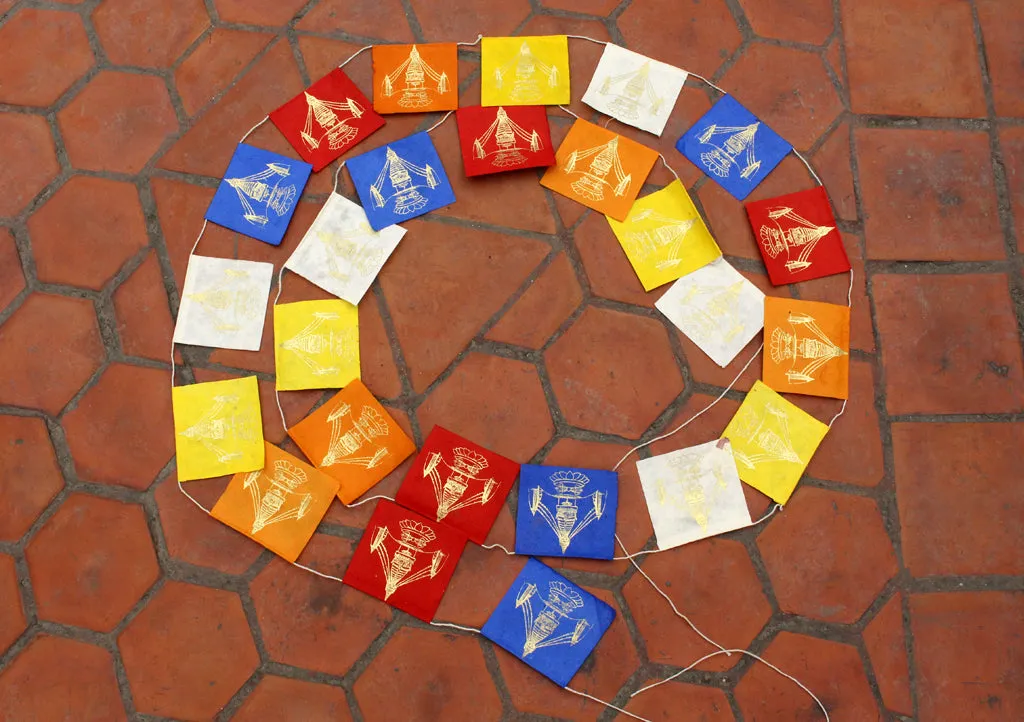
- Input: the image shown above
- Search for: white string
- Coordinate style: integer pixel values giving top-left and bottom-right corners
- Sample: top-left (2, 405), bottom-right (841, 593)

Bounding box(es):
top-left (565, 34), bottom-right (608, 47)
top-left (827, 399), bottom-right (848, 429)
top-left (178, 478), bottom-right (212, 513)
top-left (615, 533), bottom-right (728, 654)
top-left (612, 504), bottom-right (783, 561)
top-left (293, 562), bottom-right (345, 584)
top-left (332, 160), bottom-right (346, 195)
top-left (189, 219), bottom-right (209, 257)
top-left (845, 268), bottom-right (854, 307)
top-left (689, 72), bottom-right (727, 96)
top-left (792, 149), bottom-right (824, 187)
top-left (239, 116), bottom-right (269, 145)
top-left (563, 686), bottom-right (652, 722)
top-left (429, 621), bottom-right (480, 633)
top-left (456, 34), bottom-right (483, 47)
top-left (272, 265), bottom-right (288, 431)
top-left (613, 342), bottom-right (764, 471)
top-left (481, 542), bottom-right (515, 555)
top-left (425, 110), bottom-right (454, 134)
top-left (347, 493), bottom-right (395, 508)
top-left (631, 648), bottom-right (831, 721)
top-left (657, 154), bottom-right (681, 184)
top-left (557, 105), bottom-right (582, 120)
top-left (338, 45), bottom-right (372, 68)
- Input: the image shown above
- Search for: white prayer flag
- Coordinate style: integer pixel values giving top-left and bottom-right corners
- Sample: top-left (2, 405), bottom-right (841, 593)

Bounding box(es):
top-left (582, 44), bottom-right (688, 137)
top-left (655, 257), bottom-right (765, 367)
top-left (173, 255), bottom-right (274, 351)
top-left (637, 439), bottom-right (752, 550)
top-left (285, 193), bottom-right (406, 306)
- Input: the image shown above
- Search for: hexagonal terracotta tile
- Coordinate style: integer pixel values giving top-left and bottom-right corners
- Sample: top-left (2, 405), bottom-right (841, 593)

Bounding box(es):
top-left (416, 353), bottom-right (554, 462)
top-left (757, 487), bottom-right (897, 624)
top-left (0, 228), bottom-right (26, 312)
top-left (864, 593), bottom-right (913, 716)
top-left (720, 42), bottom-right (843, 150)
top-left (359, 293), bottom-right (402, 400)
top-left (497, 587), bottom-right (639, 721)
top-left (214, 0), bottom-right (313, 26)
top-left (409, 0), bottom-right (528, 41)
top-left (0, 553), bottom-right (26, 654)
top-left (619, 0), bottom-right (741, 74)
top-left (0, 415), bottom-right (63, 541)
top-left (174, 28), bottom-right (274, 117)
top-left (63, 364), bottom-right (174, 490)
top-left (486, 254), bottom-right (583, 350)
top-left (26, 493), bottom-right (160, 632)
top-left (622, 679), bottom-right (735, 721)
top-left (28, 176), bottom-right (149, 291)
top-left (0, 635), bottom-right (127, 721)
top-left (250, 535), bottom-right (391, 677)
top-left (574, 212), bottom-right (659, 309)
top-left (546, 307), bottom-right (684, 438)
top-left (623, 538), bottom-right (772, 671)
top-left (113, 252), bottom-right (174, 362)
top-left (0, 113), bottom-right (60, 218)
top-left (94, 0), bottom-right (208, 68)
top-left (739, 0), bottom-right (834, 45)
top-left (0, 8), bottom-right (94, 106)
top-left (58, 71), bottom-right (178, 174)
top-left (734, 632), bottom-right (879, 719)
top-left (354, 627), bottom-right (502, 722)
top-left (0, 293), bottom-right (104, 415)
top-left (118, 581), bottom-right (259, 719)
top-left (297, 0), bottom-right (414, 40)
top-left (377, 220), bottom-right (548, 392)
top-left (234, 675), bottom-right (353, 721)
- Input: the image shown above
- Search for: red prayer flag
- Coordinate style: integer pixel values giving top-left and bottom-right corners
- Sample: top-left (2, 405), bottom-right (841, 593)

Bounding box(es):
top-left (269, 69), bottom-right (385, 172)
top-left (342, 499), bottom-right (467, 622)
top-left (395, 426), bottom-right (520, 543)
top-left (744, 186), bottom-right (850, 286)
top-left (455, 105), bottom-right (556, 177)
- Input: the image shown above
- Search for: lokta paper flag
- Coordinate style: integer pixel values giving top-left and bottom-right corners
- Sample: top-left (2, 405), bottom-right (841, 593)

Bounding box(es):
top-left (655, 257), bottom-right (765, 367)
top-left (173, 255), bottom-right (274, 352)
top-left (205, 143), bottom-right (312, 246)
top-left (763, 297), bottom-right (850, 400)
top-left (514, 465), bottom-right (618, 560)
top-left (172, 376), bottom-right (264, 482)
top-left (607, 180), bottom-right (721, 291)
top-left (455, 105), bottom-right (556, 176)
top-left (343, 499), bottom-right (467, 622)
top-left (284, 193), bottom-right (406, 306)
top-left (269, 69), bottom-right (385, 172)
top-left (274, 299), bottom-right (359, 391)
top-left (481, 35), bottom-right (570, 107)
top-left (676, 95), bottom-right (791, 201)
top-left (347, 131), bottom-right (456, 231)
top-left (288, 379), bottom-right (416, 504)
top-left (210, 442), bottom-right (339, 562)
top-left (745, 186), bottom-right (850, 286)
top-left (541, 118), bottom-right (659, 222)
top-left (582, 44), bottom-right (688, 136)
top-left (372, 43), bottom-right (459, 114)
top-left (637, 439), bottom-right (751, 550)
top-left (481, 558), bottom-right (615, 688)
top-left (723, 380), bottom-right (828, 504)
top-left (395, 426), bottom-right (520, 544)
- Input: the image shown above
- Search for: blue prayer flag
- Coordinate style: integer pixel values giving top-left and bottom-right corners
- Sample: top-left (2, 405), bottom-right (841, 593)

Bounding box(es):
top-left (514, 464), bottom-right (617, 560)
top-left (347, 131), bottom-right (456, 231)
top-left (481, 558), bottom-right (615, 687)
top-left (205, 143), bottom-right (312, 246)
top-left (676, 95), bottom-right (791, 201)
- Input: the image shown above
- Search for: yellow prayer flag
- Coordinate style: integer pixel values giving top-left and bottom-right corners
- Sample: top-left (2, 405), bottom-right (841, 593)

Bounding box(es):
top-left (172, 376), bottom-right (265, 482)
top-left (274, 299), bottom-right (360, 391)
top-left (481, 36), bottom-right (570, 106)
top-left (607, 180), bottom-right (722, 291)
top-left (722, 380), bottom-right (827, 504)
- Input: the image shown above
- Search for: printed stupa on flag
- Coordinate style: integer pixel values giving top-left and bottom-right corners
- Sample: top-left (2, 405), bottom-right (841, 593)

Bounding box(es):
top-left (607, 180), bottom-right (721, 291)
top-left (722, 380), bottom-right (828, 504)
top-left (676, 95), bottom-right (791, 201)
top-left (582, 44), bottom-right (688, 136)
top-left (205, 143), bottom-right (312, 246)
top-left (347, 131), bottom-right (456, 231)
top-left (637, 439), bottom-right (751, 550)
top-left (481, 35), bottom-right (571, 107)
top-left (172, 376), bottom-right (265, 482)
top-left (455, 105), bottom-right (556, 176)
top-left (284, 193), bottom-right (406, 306)
top-left (655, 257), bottom-right (765, 367)
top-left (763, 297), bottom-right (850, 400)
top-left (372, 43), bottom-right (459, 114)
top-left (515, 465), bottom-right (618, 560)
top-left (173, 255), bottom-right (275, 352)
top-left (210, 442), bottom-right (339, 562)
top-left (481, 558), bottom-right (615, 687)
top-left (395, 426), bottom-right (520, 544)
top-left (269, 69), bottom-right (384, 172)
top-left (288, 379), bottom-right (416, 504)
top-left (343, 499), bottom-right (467, 622)
top-left (274, 298), bottom-right (359, 391)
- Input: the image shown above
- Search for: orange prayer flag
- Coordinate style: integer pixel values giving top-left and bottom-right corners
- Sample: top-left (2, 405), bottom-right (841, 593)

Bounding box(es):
top-left (763, 297), bottom-right (850, 400)
top-left (288, 380), bottom-right (416, 504)
top-left (210, 442), bottom-right (339, 563)
top-left (372, 43), bottom-right (459, 114)
top-left (540, 118), bottom-right (659, 221)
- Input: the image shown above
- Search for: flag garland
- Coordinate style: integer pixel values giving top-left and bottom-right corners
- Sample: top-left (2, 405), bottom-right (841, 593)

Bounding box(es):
top-left (166, 33), bottom-right (855, 716)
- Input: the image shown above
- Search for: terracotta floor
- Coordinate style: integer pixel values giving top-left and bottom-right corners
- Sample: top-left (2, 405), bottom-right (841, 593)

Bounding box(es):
top-left (1, 0), bottom-right (1022, 720)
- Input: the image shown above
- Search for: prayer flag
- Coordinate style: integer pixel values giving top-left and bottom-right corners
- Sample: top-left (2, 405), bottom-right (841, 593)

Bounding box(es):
top-left (372, 43), bottom-right (459, 114)
top-left (481, 36), bottom-right (570, 107)
top-left (274, 298), bottom-right (359, 391)
top-left (763, 297), bottom-right (850, 400)
top-left (455, 105), bottom-right (556, 176)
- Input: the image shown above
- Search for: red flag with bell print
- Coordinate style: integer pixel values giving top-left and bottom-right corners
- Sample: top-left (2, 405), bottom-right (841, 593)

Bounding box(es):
top-left (455, 105), bottom-right (556, 177)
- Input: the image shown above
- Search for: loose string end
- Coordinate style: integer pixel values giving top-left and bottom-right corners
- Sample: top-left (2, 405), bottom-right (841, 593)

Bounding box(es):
top-left (481, 542), bottom-right (516, 556)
